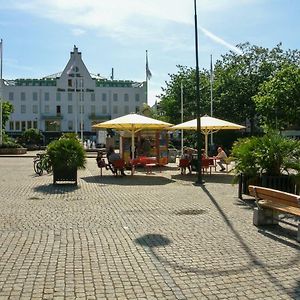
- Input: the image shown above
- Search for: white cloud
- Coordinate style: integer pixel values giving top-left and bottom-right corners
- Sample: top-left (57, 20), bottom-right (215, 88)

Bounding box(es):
top-left (199, 27), bottom-right (243, 55)
top-left (9, 0), bottom-right (257, 44)
top-left (71, 28), bottom-right (85, 36)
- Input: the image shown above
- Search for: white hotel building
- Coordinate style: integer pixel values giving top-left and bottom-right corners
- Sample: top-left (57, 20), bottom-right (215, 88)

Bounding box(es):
top-left (3, 46), bottom-right (147, 143)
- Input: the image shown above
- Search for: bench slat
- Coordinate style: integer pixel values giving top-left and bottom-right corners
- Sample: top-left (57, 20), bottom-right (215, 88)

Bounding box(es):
top-left (259, 199), bottom-right (300, 217)
top-left (249, 185), bottom-right (300, 207)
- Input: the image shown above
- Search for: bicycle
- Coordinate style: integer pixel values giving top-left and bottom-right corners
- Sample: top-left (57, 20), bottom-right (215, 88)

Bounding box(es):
top-left (33, 153), bottom-right (52, 176)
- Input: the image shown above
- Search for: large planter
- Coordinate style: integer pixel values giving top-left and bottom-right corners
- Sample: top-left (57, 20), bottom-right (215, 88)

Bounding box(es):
top-left (238, 173), bottom-right (299, 199)
top-left (0, 148), bottom-right (27, 155)
top-left (53, 166), bottom-right (77, 185)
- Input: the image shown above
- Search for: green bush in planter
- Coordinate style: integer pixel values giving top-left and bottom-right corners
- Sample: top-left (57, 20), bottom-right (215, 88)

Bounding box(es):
top-left (231, 132), bottom-right (300, 180)
top-left (0, 134), bottom-right (22, 149)
top-left (46, 133), bottom-right (86, 170)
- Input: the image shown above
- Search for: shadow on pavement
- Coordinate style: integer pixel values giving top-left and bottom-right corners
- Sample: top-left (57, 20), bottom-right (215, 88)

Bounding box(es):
top-left (81, 175), bottom-right (175, 186)
top-left (171, 173), bottom-right (234, 184)
top-left (135, 234), bottom-right (172, 248)
top-left (34, 183), bottom-right (79, 194)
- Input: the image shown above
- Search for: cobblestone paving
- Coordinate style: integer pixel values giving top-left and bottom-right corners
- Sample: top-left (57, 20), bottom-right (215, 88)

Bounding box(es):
top-left (0, 156), bottom-right (299, 299)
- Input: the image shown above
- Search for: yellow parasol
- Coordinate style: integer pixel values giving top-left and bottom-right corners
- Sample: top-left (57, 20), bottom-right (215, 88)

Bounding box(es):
top-left (171, 115), bottom-right (245, 156)
top-left (92, 113), bottom-right (173, 160)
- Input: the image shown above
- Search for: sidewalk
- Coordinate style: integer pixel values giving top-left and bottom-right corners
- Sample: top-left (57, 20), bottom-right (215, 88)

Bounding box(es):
top-left (0, 156), bottom-right (299, 299)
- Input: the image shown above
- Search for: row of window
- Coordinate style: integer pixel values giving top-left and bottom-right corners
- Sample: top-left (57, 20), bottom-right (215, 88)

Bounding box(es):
top-left (9, 120), bottom-right (38, 131)
top-left (18, 104), bottom-right (140, 115)
top-left (8, 91), bottom-right (141, 102)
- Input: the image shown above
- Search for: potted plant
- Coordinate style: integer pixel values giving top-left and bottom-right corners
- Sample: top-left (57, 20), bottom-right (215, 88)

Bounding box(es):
top-left (0, 134), bottom-right (26, 155)
top-left (231, 131), bottom-right (300, 198)
top-left (46, 133), bottom-right (86, 185)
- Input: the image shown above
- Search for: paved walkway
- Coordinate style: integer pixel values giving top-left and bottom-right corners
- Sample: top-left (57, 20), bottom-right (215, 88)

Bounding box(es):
top-left (0, 155), bottom-right (299, 299)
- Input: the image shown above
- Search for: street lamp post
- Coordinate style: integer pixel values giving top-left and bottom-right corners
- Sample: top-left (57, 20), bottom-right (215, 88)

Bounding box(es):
top-left (194, 0), bottom-right (203, 185)
top-left (80, 77), bottom-right (84, 143)
top-left (0, 38), bottom-right (3, 146)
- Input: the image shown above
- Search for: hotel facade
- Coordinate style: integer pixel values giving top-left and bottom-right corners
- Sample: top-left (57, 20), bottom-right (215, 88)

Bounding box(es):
top-left (2, 46), bottom-right (147, 143)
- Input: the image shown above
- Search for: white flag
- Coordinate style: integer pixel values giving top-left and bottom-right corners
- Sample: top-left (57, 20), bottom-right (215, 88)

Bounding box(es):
top-left (146, 50), bottom-right (152, 80)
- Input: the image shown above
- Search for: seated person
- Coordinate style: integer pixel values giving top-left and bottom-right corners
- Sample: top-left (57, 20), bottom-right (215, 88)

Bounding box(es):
top-left (108, 148), bottom-right (126, 176)
top-left (215, 146), bottom-right (227, 171)
top-left (180, 149), bottom-right (192, 174)
top-left (96, 151), bottom-right (106, 168)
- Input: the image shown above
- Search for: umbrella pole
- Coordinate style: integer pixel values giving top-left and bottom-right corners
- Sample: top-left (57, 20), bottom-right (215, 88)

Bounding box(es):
top-left (131, 129), bottom-right (135, 175)
top-left (205, 133), bottom-right (208, 157)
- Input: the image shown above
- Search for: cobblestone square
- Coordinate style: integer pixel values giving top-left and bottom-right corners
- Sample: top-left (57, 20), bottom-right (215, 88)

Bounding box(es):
top-left (0, 155), bottom-right (299, 299)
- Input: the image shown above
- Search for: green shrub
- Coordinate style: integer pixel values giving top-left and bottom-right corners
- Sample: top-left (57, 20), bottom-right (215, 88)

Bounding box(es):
top-left (0, 135), bottom-right (22, 149)
top-left (231, 132), bottom-right (300, 177)
top-left (46, 133), bottom-right (86, 169)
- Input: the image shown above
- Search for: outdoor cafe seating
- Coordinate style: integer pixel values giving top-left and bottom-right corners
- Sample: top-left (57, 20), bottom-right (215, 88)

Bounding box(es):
top-left (130, 156), bottom-right (160, 175)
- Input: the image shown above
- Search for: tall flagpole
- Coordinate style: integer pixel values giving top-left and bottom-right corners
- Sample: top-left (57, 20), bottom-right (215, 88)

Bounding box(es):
top-left (181, 82), bottom-right (184, 155)
top-left (194, 0), bottom-right (203, 184)
top-left (145, 50), bottom-right (152, 104)
top-left (0, 38), bottom-right (3, 146)
top-left (210, 54), bottom-right (213, 146)
top-left (146, 50), bottom-right (148, 104)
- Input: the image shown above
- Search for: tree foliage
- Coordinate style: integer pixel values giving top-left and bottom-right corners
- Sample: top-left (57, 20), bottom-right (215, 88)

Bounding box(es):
top-left (253, 64), bottom-right (300, 130)
top-left (1, 101), bottom-right (13, 131)
top-left (157, 43), bottom-right (300, 133)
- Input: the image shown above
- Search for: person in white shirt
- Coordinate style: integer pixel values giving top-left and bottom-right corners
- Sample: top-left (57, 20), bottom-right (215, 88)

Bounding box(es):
top-left (215, 147), bottom-right (227, 171)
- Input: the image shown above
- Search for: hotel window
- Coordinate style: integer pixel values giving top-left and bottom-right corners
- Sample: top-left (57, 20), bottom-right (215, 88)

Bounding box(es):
top-left (68, 105), bottom-right (73, 114)
top-left (21, 121), bottom-right (26, 131)
top-left (45, 105), bottom-right (50, 113)
top-left (9, 92), bottom-right (14, 101)
top-left (33, 105), bottom-right (38, 114)
top-left (113, 93), bottom-right (118, 102)
top-left (21, 105), bottom-right (26, 113)
top-left (56, 92), bottom-right (61, 102)
top-left (68, 93), bottom-right (72, 101)
top-left (15, 121), bottom-right (20, 131)
top-left (33, 92), bottom-right (38, 101)
top-left (21, 92), bottom-right (26, 101)
top-left (56, 105), bottom-right (61, 115)
top-left (91, 93), bottom-right (95, 102)
top-left (124, 105), bottom-right (129, 114)
top-left (124, 93), bottom-right (129, 102)
top-left (68, 120), bottom-right (73, 130)
top-left (79, 105), bottom-right (84, 114)
top-left (9, 121), bottom-right (14, 131)
top-left (27, 121), bottom-right (32, 129)
top-left (33, 121), bottom-right (38, 129)
top-left (68, 79), bottom-right (73, 87)
top-left (91, 105), bottom-right (96, 115)
top-left (113, 106), bottom-right (118, 114)
top-left (135, 94), bottom-right (140, 102)
top-left (102, 106), bottom-right (107, 114)
top-left (44, 92), bottom-right (49, 101)
top-left (135, 106), bottom-right (140, 113)
top-left (102, 93), bottom-right (107, 101)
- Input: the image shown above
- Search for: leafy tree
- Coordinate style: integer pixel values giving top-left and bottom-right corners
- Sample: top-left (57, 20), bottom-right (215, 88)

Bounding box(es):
top-left (1, 101), bottom-right (13, 131)
top-left (213, 42), bottom-right (299, 133)
top-left (157, 65), bottom-right (211, 124)
top-left (158, 43), bottom-right (300, 134)
top-left (253, 64), bottom-right (300, 130)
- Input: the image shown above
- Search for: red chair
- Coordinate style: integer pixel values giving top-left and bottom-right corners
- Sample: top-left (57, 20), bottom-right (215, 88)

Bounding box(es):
top-left (179, 158), bottom-right (191, 174)
top-left (111, 159), bottom-right (126, 176)
top-left (139, 157), bottom-right (158, 174)
top-left (201, 158), bottom-right (212, 175)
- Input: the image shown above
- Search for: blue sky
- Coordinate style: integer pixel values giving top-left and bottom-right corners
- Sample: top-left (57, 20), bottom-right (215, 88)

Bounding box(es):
top-left (0, 0), bottom-right (299, 106)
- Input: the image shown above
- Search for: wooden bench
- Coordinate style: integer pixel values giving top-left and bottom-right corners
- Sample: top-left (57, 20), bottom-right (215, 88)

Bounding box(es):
top-left (248, 185), bottom-right (300, 242)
